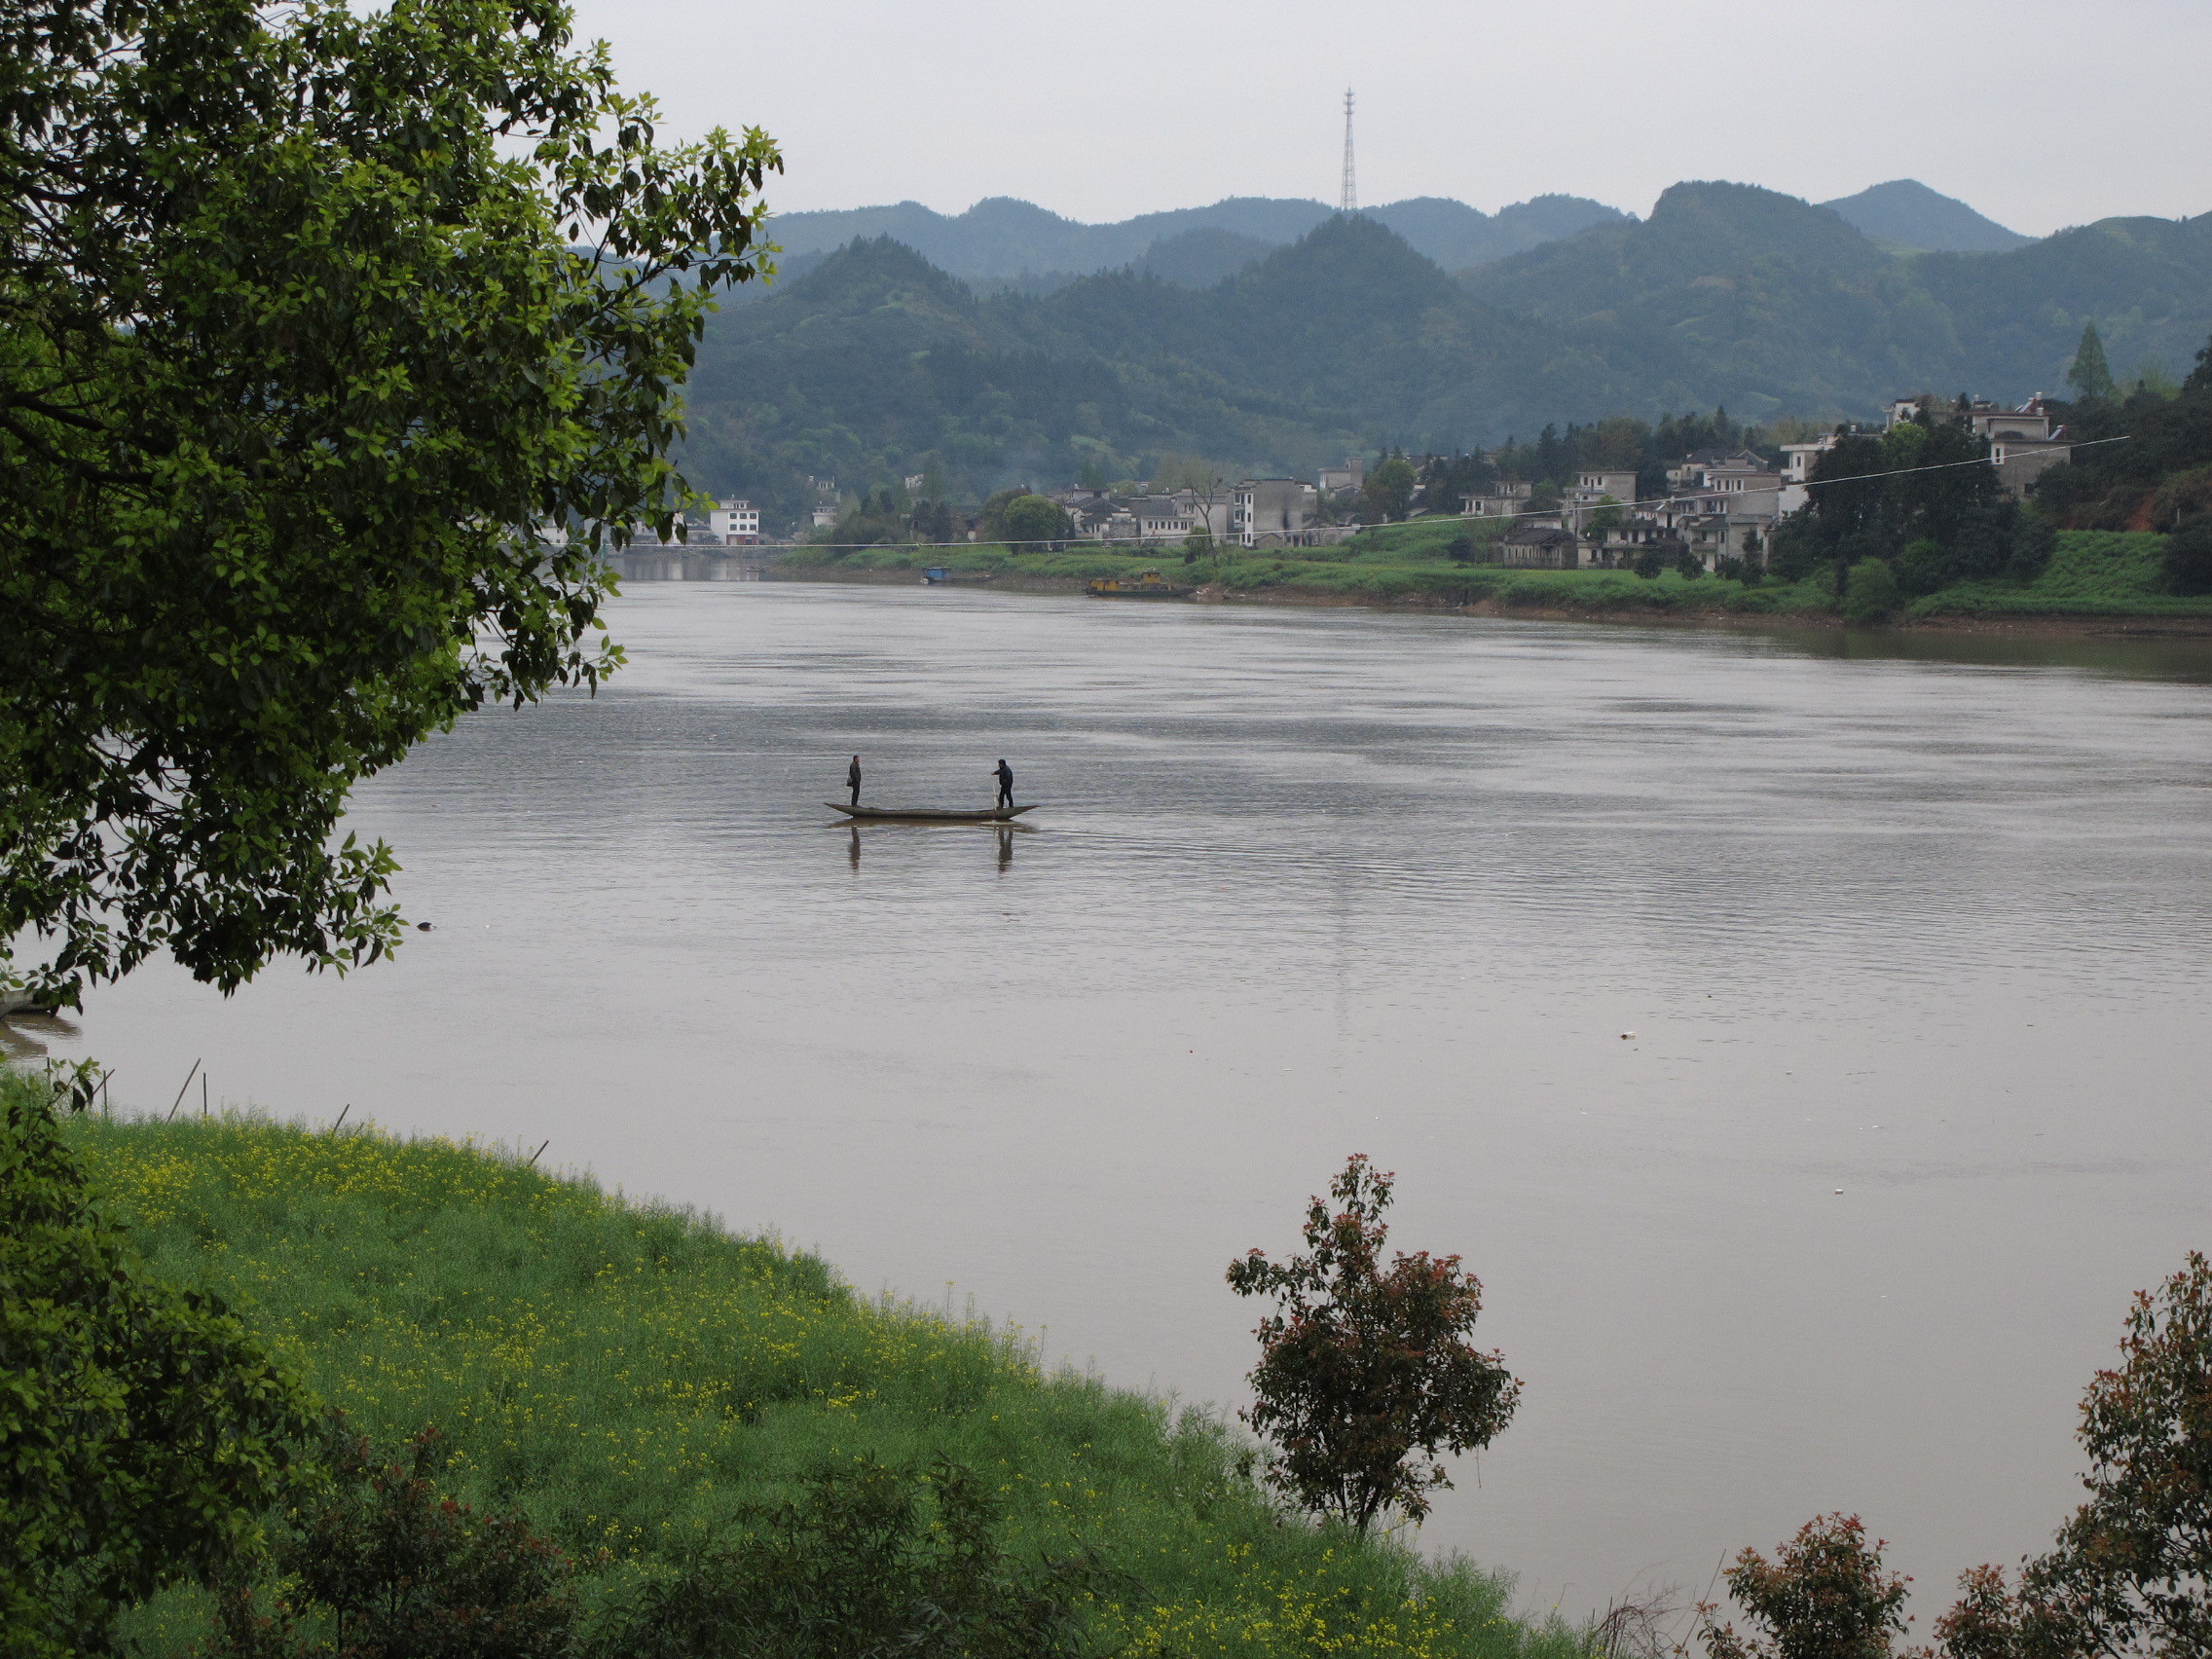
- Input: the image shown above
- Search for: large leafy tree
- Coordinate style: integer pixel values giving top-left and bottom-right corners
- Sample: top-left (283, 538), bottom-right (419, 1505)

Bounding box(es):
top-left (0, 0), bottom-right (778, 1007)
top-left (1226, 1155), bottom-right (1520, 1532)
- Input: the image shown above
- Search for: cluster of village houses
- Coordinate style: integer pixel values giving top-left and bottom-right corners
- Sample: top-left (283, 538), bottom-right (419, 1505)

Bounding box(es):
top-left (636, 394), bottom-right (2072, 570)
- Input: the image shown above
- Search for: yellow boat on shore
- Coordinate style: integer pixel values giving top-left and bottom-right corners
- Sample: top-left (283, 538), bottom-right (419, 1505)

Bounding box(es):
top-left (1087, 570), bottom-right (1190, 599)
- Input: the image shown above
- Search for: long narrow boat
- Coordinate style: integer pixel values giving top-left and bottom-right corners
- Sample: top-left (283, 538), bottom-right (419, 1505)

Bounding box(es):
top-left (828, 802), bottom-right (1039, 822)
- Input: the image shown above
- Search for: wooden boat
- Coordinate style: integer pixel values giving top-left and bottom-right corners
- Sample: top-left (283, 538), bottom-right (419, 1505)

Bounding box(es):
top-left (828, 802), bottom-right (1038, 822)
top-left (1087, 570), bottom-right (1190, 599)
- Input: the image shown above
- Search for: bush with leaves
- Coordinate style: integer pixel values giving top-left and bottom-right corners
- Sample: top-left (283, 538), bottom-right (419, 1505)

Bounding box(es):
top-left (998, 494), bottom-right (1074, 549)
top-left (1842, 559), bottom-right (1901, 625)
top-left (2163, 515), bottom-right (2212, 596)
top-left (1930, 1251), bottom-right (2212, 1659)
top-left (1694, 1514), bottom-right (1913, 1659)
top-left (204, 1424), bottom-right (578, 1659)
top-left (0, 1075), bottom-right (316, 1659)
top-left (607, 1455), bottom-right (1113, 1659)
top-left (1226, 1155), bottom-right (1520, 1533)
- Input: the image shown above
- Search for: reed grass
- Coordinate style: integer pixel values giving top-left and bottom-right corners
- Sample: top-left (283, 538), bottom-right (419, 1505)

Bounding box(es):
top-left (38, 1098), bottom-right (1590, 1658)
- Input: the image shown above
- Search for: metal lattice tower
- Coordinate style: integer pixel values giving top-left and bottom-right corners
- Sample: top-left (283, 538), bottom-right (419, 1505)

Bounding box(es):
top-left (1339, 89), bottom-right (1357, 213)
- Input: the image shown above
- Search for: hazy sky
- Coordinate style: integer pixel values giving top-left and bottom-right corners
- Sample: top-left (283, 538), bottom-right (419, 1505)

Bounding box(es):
top-left (567, 0), bottom-right (2207, 238)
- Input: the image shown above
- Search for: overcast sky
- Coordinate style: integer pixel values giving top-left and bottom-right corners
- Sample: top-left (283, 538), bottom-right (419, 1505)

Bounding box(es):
top-left (568, 0), bottom-right (2208, 238)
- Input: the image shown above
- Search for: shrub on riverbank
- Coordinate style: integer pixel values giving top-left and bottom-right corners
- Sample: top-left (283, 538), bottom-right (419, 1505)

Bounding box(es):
top-left (26, 1085), bottom-right (1587, 1659)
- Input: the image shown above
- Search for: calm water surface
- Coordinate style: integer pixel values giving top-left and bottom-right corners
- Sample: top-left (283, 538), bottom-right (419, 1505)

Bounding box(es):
top-left (26, 580), bottom-right (2212, 1617)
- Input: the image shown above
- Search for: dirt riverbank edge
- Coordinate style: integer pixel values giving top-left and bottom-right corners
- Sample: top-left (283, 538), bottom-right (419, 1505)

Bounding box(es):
top-left (756, 561), bottom-right (2212, 643)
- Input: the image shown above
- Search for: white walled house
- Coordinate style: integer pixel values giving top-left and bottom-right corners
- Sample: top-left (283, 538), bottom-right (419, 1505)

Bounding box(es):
top-left (709, 498), bottom-right (761, 544)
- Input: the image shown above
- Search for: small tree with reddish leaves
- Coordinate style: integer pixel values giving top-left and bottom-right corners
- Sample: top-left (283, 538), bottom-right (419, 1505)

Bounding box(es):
top-left (1931, 1251), bottom-right (2212, 1659)
top-left (1695, 1514), bottom-right (1913, 1659)
top-left (1225, 1154), bottom-right (1520, 1532)
top-left (205, 1424), bottom-right (576, 1659)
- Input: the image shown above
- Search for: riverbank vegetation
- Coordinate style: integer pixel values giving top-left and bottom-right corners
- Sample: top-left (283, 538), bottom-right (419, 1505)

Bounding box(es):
top-left (774, 527), bottom-right (2212, 628)
top-left (8, 1072), bottom-right (1589, 1659)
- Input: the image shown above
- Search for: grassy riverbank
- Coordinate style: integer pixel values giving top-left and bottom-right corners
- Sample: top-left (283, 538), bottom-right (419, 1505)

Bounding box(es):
top-left (774, 528), bottom-right (2212, 631)
top-left (47, 1100), bottom-right (1588, 1659)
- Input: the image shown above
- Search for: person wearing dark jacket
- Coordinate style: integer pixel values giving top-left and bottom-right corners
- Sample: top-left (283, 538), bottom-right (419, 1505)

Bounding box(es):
top-left (992, 758), bottom-right (1014, 808)
top-left (847, 755), bottom-right (862, 807)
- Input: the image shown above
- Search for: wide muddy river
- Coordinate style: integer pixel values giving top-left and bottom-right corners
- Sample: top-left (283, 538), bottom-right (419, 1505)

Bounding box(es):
top-left (23, 577), bottom-right (2212, 1620)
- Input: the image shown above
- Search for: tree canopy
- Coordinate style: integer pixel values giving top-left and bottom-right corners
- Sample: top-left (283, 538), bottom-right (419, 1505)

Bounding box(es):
top-left (1226, 1155), bottom-right (1519, 1532)
top-left (0, 0), bottom-right (777, 1007)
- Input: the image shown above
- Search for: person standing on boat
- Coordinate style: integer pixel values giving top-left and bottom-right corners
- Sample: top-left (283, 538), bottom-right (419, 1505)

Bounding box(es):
top-left (847, 755), bottom-right (862, 807)
top-left (992, 758), bottom-right (1014, 808)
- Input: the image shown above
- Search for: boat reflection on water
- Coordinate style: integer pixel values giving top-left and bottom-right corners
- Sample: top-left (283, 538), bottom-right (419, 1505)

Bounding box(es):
top-left (842, 819), bottom-right (1035, 874)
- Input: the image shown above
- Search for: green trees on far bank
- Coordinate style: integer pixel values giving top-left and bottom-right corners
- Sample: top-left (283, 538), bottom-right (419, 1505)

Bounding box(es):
top-left (1771, 408), bottom-right (2054, 605)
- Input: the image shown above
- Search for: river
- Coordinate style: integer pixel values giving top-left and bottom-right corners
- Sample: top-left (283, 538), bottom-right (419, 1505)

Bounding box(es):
top-left (23, 577), bottom-right (2212, 1621)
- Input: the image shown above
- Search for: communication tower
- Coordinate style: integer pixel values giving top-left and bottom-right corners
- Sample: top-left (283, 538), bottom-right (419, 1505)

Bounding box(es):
top-left (1340, 89), bottom-right (1357, 213)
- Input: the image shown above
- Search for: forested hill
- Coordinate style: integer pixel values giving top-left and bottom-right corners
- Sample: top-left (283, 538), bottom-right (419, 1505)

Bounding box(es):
top-left (680, 184), bottom-right (2212, 526)
top-left (1462, 182), bottom-right (2212, 414)
top-left (1820, 179), bottom-right (2032, 252)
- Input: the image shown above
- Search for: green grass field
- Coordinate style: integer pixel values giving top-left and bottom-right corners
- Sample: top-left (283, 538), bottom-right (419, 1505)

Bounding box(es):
top-left (40, 1096), bottom-right (1590, 1658)
top-left (779, 528), bottom-right (2212, 626)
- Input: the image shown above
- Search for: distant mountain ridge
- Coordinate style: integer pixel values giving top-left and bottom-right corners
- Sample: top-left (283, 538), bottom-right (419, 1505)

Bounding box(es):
top-left (760, 179), bottom-right (2041, 288)
top-left (684, 181), bottom-right (2212, 526)
top-left (1821, 179), bottom-right (2032, 252)
top-left (761, 193), bottom-right (1629, 282)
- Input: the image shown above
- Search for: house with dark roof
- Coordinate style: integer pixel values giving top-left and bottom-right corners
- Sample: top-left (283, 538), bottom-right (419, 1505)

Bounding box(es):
top-left (1496, 525), bottom-right (1583, 570)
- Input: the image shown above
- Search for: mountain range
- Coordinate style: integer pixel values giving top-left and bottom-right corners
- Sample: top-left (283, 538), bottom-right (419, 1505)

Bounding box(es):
top-left (682, 180), bottom-right (2211, 525)
top-left (759, 178), bottom-right (2030, 287)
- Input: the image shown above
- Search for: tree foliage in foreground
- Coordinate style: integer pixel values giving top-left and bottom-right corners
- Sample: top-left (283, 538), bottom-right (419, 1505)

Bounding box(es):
top-left (1694, 1514), bottom-right (1913, 1659)
top-left (0, 0), bottom-right (777, 1007)
top-left (1932, 1251), bottom-right (2212, 1659)
top-left (1698, 1255), bottom-right (2212, 1659)
top-left (0, 1076), bottom-right (315, 1659)
top-left (608, 1455), bottom-right (1111, 1659)
top-left (206, 1425), bottom-right (577, 1659)
top-left (1227, 1155), bottom-right (1520, 1532)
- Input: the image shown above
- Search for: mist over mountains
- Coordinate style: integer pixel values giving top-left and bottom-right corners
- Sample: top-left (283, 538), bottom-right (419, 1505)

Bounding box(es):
top-left (684, 180), bottom-right (2210, 524)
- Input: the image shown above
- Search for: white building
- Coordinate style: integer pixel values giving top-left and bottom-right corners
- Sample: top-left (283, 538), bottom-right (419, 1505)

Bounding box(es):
top-left (709, 498), bottom-right (761, 545)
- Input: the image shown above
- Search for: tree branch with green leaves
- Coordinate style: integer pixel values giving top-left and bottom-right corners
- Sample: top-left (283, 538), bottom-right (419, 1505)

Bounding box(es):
top-left (0, 0), bottom-right (780, 1006)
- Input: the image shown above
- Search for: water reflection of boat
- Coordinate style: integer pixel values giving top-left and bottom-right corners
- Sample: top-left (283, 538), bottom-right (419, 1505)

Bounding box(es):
top-left (827, 803), bottom-right (1038, 822)
top-left (1087, 570), bottom-right (1189, 598)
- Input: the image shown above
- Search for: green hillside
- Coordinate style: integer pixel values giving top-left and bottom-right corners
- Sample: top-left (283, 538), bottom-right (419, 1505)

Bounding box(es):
top-left (50, 1103), bottom-right (1583, 1658)
top-left (678, 184), bottom-right (2212, 528)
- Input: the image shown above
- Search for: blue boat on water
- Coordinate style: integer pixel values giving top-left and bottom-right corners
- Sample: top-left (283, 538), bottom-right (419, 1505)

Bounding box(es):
top-left (921, 567), bottom-right (993, 585)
